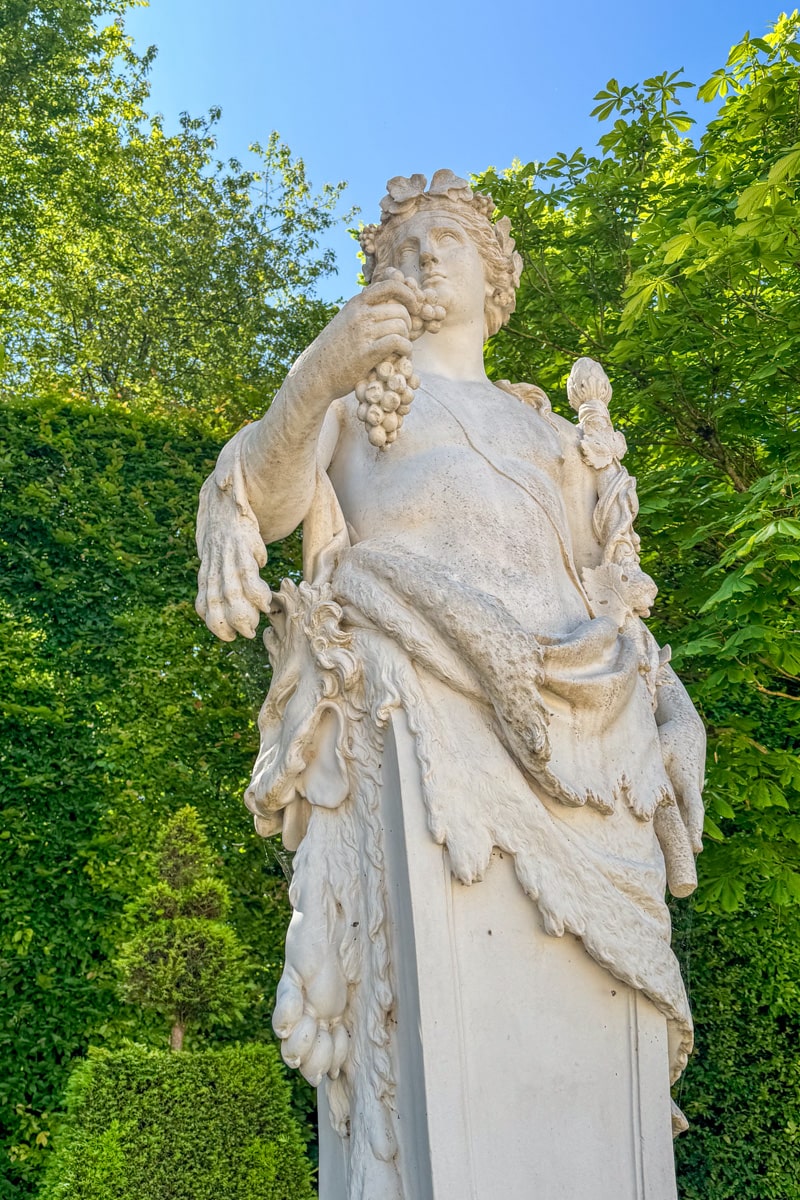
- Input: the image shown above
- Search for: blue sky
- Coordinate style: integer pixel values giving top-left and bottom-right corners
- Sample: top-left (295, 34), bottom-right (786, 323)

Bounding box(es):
top-left (126, 1), bottom-right (785, 300)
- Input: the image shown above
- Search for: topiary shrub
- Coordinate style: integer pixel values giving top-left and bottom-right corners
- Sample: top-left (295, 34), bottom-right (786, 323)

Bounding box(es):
top-left (38, 1043), bottom-right (315, 1200)
top-left (115, 806), bottom-right (248, 1051)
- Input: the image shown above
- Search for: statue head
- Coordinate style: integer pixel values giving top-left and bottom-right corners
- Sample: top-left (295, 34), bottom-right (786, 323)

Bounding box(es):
top-left (359, 170), bottom-right (523, 340)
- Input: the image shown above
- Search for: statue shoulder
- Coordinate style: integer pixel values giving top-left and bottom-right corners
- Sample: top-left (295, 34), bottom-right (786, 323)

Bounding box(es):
top-left (498, 362), bottom-right (629, 467)
top-left (494, 378), bottom-right (581, 450)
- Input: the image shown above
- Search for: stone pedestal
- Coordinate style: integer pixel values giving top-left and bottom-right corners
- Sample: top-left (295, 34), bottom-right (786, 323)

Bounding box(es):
top-left (319, 709), bottom-right (678, 1199)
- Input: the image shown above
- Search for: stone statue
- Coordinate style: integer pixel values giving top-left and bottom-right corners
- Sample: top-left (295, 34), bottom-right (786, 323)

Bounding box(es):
top-left (195, 170), bottom-right (706, 1199)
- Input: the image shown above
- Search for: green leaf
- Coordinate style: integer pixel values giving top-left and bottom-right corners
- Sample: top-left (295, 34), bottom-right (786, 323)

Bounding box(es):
top-left (699, 573), bottom-right (757, 611)
top-left (703, 816), bottom-right (726, 841)
top-left (767, 145), bottom-right (800, 183)
top-left (698, 69), bottom-right (733, 101)
top-left (662, 233), bottom-right (694, 263)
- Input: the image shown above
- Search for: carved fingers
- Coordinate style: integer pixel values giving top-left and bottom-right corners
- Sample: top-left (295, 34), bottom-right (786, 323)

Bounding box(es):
top-left (273, 969), bottom-right (305, 1036)
top-left (678, 785), bottom-right (705, 856)
top-left (370, 317), bottom-right (413, 339)
top-left (280, 1010), bottom-right (318, 1065)
top-left (329, 1024), bottom-right (350, 1079)
top-left (295, 281), bottom-right (417, 404)
top-left (361, 296), bottom-right (413, 368)
top-left (363, 275), bottom-right (420, 316)
top-left (657, 718), bottom-right (706, 855)
top-left (196, 491), bottom-right (271, 641)
top-left (369, 334), bottom-right (414, 367)
top-left (301, 1030), bottom-right (336, 1085)
top-left (362, 278), bottom-right (434, 363)
top-left (655, 667), bottom-right (706, 854)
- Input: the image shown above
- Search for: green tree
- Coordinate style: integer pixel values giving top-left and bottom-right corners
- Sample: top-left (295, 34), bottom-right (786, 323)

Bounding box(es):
top-left (0, 0), bottom-right (347, 430)
top-left (476, 11), bottom-right (800, 918)
top-left (116, 807), bottom-right (249, 1051)
top-left (0, 0), bottom-right (128, 220)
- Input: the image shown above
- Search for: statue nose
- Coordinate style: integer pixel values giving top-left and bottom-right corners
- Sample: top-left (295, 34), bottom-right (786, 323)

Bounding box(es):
top-left (420, 249), bottom-right (438, 267)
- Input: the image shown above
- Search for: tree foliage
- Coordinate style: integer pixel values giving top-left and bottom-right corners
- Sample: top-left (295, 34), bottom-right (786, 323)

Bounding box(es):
top-left (477, 11), bottom-right (800, 918)
top-left (0, 0), bottom-right (347, 430)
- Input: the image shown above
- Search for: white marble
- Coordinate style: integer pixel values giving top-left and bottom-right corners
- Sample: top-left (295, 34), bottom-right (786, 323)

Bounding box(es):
top-left (195, 171), bottom-right (706, 1198)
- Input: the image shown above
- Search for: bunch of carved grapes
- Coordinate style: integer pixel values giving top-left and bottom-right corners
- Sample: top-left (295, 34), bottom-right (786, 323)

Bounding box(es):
top-left (355, 268), bottom-right (445, 448)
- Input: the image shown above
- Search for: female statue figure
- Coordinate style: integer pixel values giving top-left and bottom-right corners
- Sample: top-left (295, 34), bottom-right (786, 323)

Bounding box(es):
top-left (196, 170), bottom-right (705, 1200)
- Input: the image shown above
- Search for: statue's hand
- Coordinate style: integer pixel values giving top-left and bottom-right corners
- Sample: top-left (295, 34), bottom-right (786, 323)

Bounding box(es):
top-left (195, 456), bottom-right (272, 642)
top-left (655, 667), bottom-right (706, 854)
top-left (659, 719), bottom-right (705, 854)
top-left (293, 277), bottom-right (416, 406)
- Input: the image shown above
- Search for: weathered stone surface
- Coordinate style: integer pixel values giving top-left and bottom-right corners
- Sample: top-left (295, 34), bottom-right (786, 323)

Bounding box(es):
top-left (196, 171), bottom-right (706, 1198)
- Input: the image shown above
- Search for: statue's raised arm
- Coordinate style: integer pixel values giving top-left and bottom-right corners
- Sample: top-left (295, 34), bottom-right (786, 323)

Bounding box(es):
top-left (194, 274), bottom-right (419, 639)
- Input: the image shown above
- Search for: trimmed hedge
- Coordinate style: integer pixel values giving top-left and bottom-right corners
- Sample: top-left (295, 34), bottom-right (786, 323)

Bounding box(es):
top-left (0, 393), bottom-right (301, 1191)
top-left (38, 1044), bottom-right (315, 1200)
top-left (674, 903), bottom-right (800, 1199)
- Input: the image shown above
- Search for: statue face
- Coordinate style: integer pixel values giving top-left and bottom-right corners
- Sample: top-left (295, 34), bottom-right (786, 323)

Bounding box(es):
top-left (385, 209), bottom-right (488, 329)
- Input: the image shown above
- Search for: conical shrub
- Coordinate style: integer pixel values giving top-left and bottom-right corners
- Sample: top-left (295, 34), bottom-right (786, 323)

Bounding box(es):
top-left (115, 806), bottom-right (248, 1049)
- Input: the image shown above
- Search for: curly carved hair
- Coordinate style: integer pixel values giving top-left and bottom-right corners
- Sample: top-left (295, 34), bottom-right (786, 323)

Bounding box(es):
top-left (360, 171), bottom-right (523, 341)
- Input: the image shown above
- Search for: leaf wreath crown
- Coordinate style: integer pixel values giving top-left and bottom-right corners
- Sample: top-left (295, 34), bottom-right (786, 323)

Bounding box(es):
top-left (359, 169), bottom-right (522, 293)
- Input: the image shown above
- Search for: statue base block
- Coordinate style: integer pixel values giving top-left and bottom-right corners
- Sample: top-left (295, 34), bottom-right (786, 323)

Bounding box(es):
top-left (318, 711), bottom-right (679, 1199)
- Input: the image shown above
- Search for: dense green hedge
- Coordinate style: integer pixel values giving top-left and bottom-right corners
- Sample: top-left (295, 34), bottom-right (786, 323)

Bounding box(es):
top-left (37, 1044), bottom-right (314, 1199)
top-left (674, 903), bottom-right (800, 1198)
top-left (0, 394), bottom-right (301, 1193)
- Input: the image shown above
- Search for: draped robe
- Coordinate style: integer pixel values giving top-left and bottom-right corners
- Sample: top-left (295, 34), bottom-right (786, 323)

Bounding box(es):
top-left (207, 376), bottom-right (700, 1197)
